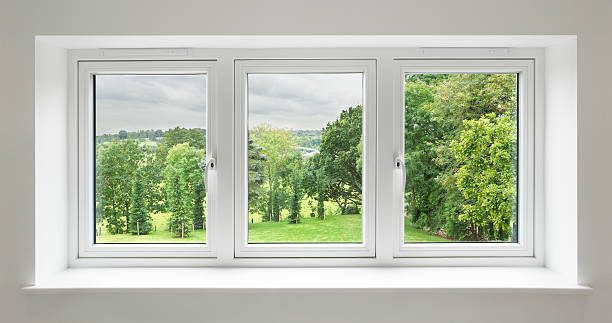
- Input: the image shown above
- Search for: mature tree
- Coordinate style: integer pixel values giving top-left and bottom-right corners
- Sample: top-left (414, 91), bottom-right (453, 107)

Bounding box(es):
top-left (317, 106), bottom-right (363, 214)
top-left (451, 113), bottom-right (517, 241)
top-left (118, 130), bottom-right (128, 140)
top-left (403, 73), bottom-right (518, 240)
top-left (140, 150), bottom-right (166, 213)
top-left (192, 180), bottom-right (206, 230)
top-left (287, 170), bottom-right (302, 224)
top-left (164, 143), bottom-right (205, 237)
top-left (156, 127), bottom-right (206, 162)
top-left (247, 138), bottom-right (267, 212)
top-left (96, 140), bottom-right (143, 234)
top-left (250, 125), bottom-right (301, 222)
top-left (128, 169), bottom-right (153, 235)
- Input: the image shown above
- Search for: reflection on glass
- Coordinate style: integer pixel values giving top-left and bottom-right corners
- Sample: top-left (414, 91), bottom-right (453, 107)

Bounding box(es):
top-left (247, 73), bottom-right (364, 243)
top-left (403, 73), bottom-right (518, 243)
top-left (94, 74), bottom-right (207, 243)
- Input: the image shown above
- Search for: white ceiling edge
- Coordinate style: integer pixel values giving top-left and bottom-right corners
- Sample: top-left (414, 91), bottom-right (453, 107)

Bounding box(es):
top-left (35, 35), bottom-right (576, 49)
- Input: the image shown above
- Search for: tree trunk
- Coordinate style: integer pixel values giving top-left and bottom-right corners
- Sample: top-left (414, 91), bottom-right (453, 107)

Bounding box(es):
top-left (125, 204), bottom-right (130, 233)
top-left (137, 220), bottom-right (140, 235)
top-left (181, 222), bottom-right (184, 239)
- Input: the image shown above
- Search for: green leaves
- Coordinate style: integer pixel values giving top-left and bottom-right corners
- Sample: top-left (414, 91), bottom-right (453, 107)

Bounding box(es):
top-left (451, 113), bottom-right (517, 240)
top-left (163, 143), bottom-right (205, 237)
top-left (404, 73), bottom-right (518, 240)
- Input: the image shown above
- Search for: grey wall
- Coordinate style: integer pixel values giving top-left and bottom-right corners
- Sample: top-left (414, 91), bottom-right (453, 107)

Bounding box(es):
top-left (1, 1), bottom-right (610, 322)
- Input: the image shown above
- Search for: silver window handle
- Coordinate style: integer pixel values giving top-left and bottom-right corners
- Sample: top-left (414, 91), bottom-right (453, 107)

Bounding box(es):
top-left (394, 155), bottom-right (405, 192)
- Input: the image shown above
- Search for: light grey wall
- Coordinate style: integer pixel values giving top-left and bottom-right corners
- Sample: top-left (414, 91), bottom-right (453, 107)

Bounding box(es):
top-left (1, 0), bottom-right (610, 322)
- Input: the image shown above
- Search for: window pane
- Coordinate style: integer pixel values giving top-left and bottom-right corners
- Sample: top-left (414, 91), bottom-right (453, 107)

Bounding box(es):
top-left (94, 74), bottom-right (207, 243)
top-left (403, 73), bottom-right (518, 243)
top-left (247, 73), bottom-right (363, 243)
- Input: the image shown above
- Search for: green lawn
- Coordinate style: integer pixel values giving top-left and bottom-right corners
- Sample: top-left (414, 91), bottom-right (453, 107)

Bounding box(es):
top-left (96, 212), bottom-right (447, 243)
top-left (96, 212), bottom-right (206, 243)
top-left (248, 213), bottom-right (363, 243)
top-left (404, 220), bottom-right (448, 242)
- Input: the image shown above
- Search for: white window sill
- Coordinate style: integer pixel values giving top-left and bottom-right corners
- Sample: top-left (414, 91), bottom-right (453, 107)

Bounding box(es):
top-left (22, 267), bottom-right (591, 294)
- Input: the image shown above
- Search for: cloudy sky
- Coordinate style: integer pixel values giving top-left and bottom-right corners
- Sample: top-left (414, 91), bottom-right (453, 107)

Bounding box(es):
top-left (248, 73), bottom-right (363, 130)
top-left (95, 72), bottom-right (363, 135)
top-left (95, 74), bottom-right (207, 135)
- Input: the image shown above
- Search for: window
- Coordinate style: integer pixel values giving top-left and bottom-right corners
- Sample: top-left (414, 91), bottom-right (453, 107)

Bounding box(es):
top-left (73, 52), bottom-right (536, 262)
top-left (78, 61), bottom-right (217, 257)
top-left (234, 60), bottom-right (376, 257)
top-left (393, 60), bottom-right (534, 257)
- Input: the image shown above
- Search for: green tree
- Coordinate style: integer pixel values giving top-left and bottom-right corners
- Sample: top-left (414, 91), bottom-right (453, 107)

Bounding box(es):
top-left (317, 106), bottom-right (363, 213)
top-left (403, 73), bottom-right (518, 240)
top-left (156, 127), bottom-right (206, 162)
top-left (163, 143), bottom-right (205, 237)
top-left (250, 125), bottom-right (301, 222)
top-left (96, 140), bottom-right (144, 234)
top-left (248, 138), bottom-right (267, 213)
top-left (287, 170), bottom-right (302, 224)
top-left (451, 113), bottom-right (517, 241)
top-left (193, 180), bottom-right (206, 230)
top-left (128, 169), bottom-right (153, 235)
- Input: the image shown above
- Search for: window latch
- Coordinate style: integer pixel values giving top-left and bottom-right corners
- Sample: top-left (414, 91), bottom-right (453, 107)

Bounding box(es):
top-left (394, 155), bottom-right (405, 192)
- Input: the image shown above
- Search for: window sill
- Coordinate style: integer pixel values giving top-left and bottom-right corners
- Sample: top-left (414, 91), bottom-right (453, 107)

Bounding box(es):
top-left (22, 267), bottom-right (591, 294)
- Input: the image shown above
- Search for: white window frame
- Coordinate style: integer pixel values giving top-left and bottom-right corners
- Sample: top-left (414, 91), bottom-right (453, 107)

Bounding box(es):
top-left (392, 59), bottom-right (535, 258)
top-left (233, 59), bottom-right (377, 258)
top-left (77, 60), bottom-right (218, 258)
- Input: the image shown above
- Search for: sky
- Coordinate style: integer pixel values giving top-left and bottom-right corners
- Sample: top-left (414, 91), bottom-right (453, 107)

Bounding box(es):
top-left (95, 72), bottom-right (363, 135)
top-left (248, 73), bottom-right (363, 130)
top-left (95, 74), bottom-right (207, 135)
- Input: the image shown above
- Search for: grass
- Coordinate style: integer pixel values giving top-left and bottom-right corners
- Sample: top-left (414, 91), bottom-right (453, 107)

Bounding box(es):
top-left (98, 212), bottom-right (448, 243)
top-left (248, 213), bottom-right (363, 243)
top-left (403, 220), bottom-right (448, 242)
top-left (96, 212), bottom-right (206, 243)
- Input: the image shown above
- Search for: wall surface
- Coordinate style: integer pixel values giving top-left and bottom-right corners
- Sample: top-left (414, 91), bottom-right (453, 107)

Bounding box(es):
top-left (1, 0), bottom-right (610, 322)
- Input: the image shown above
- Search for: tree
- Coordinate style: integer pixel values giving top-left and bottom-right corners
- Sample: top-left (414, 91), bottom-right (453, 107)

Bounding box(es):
top-left (451, 113), bottom-right (517, 241)
top-left (96, 140), bottom-right (143, 234)
top-left (247, 138), bottom-right (267, 212)
top-left (163, 143), bottom-right (205, 237)
top-left (317, 106), bottom-right (363, 213)
top-left (193, 180), bottom-right (206, 230)
top-left (156, 127), bottom-right (206, 162)
top-left (250, 125), bottom-right (301, 222)
top-left (287, 170), bottom-right (302, 224)
top-left (140, 150), bottom-right (166, 213)
top-left (118, 130), bottom-right (128, 140)
top-left (403, 73), bottom-right (518, 240)
top-left (128, 169), bottom-right (153, 235)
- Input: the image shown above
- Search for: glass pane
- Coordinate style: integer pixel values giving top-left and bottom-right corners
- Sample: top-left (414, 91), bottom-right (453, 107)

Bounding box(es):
top-left (94, 74), bottom-right (207, 243)
top-left (403, 73), bottom-right (518, 243)
top-left (247, 73), bottom-right (364, 243)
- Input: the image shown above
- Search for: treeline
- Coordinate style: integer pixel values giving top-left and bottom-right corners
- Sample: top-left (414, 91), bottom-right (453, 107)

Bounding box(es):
top-left (248, 107), bottom-right (363, 224)
top-left (404, 74), bottom-right (518, 241)
top-left (96, 127), bottom-right (207, 238)
top-left (96, 128), bottom-right (206, 144)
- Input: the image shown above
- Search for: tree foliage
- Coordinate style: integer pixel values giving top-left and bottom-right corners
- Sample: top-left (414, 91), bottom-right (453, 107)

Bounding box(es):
top-left (404, 73), bottom-right (518, 240)
top-left (451, 113), bottom-right (517, 241)
top-left (128, 169), bottom-right (153, 235)
top-left (164, 143), bottom-right (205, 237)
top-left (317, 106), bottom-right (363, 213)
top-left (96, 139), bottom-right (144, 234)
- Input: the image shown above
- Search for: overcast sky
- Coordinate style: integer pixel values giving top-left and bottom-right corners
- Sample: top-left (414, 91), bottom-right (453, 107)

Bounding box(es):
top-left (248, 73), bottom-right (363, 130)
top-left (95, 74), bottom-right (207, 135)
top-left (95, 73), bottom-right (363, 135)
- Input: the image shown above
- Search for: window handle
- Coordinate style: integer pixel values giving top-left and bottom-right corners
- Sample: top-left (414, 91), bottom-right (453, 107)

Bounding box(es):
top-left (394, 155), bottom-right (405, 192)
top-left (205, 157), bottom-right (216, 193)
